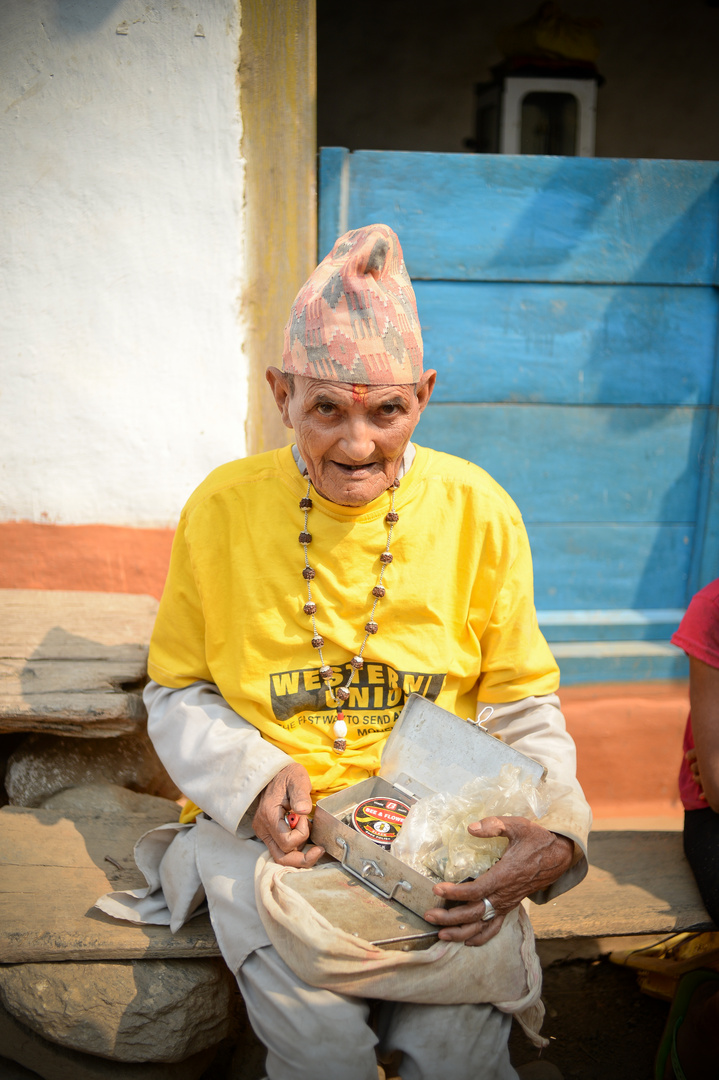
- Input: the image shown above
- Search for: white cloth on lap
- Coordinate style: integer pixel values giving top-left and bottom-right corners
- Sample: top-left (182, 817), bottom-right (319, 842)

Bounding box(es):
top-left (253, 852), bottom-right (547, 1047)
top-left (95, 821), bottom-right (207, 931)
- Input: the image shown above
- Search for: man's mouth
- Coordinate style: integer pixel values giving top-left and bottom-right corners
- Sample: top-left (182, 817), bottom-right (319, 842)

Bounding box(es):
top-left (332, 461), bottom-right (380, 475)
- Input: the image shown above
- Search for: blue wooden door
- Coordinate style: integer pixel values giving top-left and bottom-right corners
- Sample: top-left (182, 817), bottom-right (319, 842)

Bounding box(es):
top-left (319, 150), bottom-right (719, 683)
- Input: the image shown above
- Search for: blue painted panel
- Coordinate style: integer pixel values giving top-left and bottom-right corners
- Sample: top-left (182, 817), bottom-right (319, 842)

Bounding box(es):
top-left (318, 147), bottom-right (348, 261)
top-left (695, 408), bottom-right (719, 595)
top-left (335, 151), bottom-right (719, 284)
top-left (538, 608), bottom-right (684, 629)
top-left (318, 148), bottom-right (719, 675)
top-left (689, 405), bottom-right (719, 597)
top-left (557, 652), bottom-right (689, 686)
top-left (540, 622), bottom-right (683, 644)
top-left (415, 405), bottom-right (706, 523)
top-left (415, 282), bottom-right (718, 406)
top-left (688, 311), bottom-right (719, 599)
top-left (528, 524), bottom-right (694, 610)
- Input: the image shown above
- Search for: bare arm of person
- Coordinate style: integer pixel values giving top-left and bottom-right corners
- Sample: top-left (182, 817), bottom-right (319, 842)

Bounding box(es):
top-left (685, 748), bottom-right (705, 799)
top-left (689, 655), bottom-right (719, 812)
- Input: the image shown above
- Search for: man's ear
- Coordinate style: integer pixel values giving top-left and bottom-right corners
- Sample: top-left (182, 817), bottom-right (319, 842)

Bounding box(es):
top-left (266, 367), bottom-right (293, 429)
top-left (415, 369), bottom-right (437, 415)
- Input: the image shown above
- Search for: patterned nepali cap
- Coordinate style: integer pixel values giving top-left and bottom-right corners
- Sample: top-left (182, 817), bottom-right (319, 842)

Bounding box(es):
top-left (282, 224), bottom-right (423, 385)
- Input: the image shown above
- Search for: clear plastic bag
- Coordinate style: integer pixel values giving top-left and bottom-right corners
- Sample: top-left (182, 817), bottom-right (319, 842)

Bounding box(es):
top-left (391, 765), bottom-right (570, 882)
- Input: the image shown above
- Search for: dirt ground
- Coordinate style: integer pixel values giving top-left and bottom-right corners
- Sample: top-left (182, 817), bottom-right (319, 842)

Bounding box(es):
top-left (508, 955), bottom-right (669, 1080)
top-left (199, 952), bottom-right (671, 1080)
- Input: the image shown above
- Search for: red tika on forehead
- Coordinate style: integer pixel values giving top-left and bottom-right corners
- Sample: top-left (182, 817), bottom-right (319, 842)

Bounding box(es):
top-left (282, 224), bottom-right (423, 386)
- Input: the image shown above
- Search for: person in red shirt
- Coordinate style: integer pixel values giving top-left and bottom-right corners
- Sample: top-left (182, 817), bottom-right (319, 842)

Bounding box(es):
top-left (656, 580), bottom-right (719, 1079)
top-left (672, 578), bottom-right (719, 919)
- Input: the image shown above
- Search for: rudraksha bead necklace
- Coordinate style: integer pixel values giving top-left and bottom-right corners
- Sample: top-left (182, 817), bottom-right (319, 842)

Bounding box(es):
top-left (299, 473), bottom-right (399, 754)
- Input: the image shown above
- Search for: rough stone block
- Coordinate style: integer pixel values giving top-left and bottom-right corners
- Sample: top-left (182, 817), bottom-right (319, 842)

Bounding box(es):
top-left (0, 733), bottom-right (24, 806)
top-left (0, 1001), bottom-right (216, 1080)
top-left (0, 959), bottom-right (237, 1063)
top-left (39, 782), bottom-right (179, 818)
top-left (5, 729), bottom-right (180, 807)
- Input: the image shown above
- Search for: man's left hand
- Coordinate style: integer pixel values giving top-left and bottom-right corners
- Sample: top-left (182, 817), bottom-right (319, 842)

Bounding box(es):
top-left (423, 816), bottom-right (574, 947)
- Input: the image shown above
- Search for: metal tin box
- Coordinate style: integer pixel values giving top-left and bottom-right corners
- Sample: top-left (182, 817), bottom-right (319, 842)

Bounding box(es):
top-left (284, 861), bottom-right (443, 951)
top-left (309, 694), bottom-right (546, 922)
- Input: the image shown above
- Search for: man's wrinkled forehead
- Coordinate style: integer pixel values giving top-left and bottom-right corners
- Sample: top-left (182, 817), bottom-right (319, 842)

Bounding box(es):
top-left (298, 375), bottom-right (411, 407)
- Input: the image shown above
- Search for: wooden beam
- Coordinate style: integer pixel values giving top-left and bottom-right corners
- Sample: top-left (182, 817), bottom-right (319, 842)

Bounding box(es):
top-left (240, 0), bottom-right (317, 454)
top-left (529, 831), bottom-right (713, 939)
top-left (1, 809), bottom-right (711, 962)
top-left (0, 591), bottom-right (158, 737)
top-left (0, 807), bottom-right (220, 963)
top-left (318, 152), bottom-right (719, 285)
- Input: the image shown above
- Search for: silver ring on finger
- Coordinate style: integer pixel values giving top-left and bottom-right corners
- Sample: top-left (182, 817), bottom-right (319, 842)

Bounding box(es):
top-left (481, 899), bottom-right (497, 922)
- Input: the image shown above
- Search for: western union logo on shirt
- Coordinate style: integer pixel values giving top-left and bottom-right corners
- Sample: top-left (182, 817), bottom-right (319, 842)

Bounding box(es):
top-left (269, 661), bottom-right (445, 723)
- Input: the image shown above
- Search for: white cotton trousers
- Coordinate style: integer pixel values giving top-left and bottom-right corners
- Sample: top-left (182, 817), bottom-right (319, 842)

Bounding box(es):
top-left (237, 942), bottom-right (519, 1080)
top-left (95, 811), bottom-right (524, 1080)
top-left (185, 817), bottom-right (520, 1079)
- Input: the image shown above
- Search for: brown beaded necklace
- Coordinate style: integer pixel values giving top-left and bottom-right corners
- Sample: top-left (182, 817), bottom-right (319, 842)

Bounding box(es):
top-left (299, 473), bottom-right (400, 754)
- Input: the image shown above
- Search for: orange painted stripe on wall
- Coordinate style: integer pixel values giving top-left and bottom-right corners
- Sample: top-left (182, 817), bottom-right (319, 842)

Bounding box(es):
top-left (560, 680), bottom-right (688, 820)
top-left (0, 522), bottom-right (174, 600)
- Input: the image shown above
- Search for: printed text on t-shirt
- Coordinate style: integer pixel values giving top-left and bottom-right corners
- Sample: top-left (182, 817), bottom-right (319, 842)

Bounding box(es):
top-left (269, 661), bottom-right (445, 723)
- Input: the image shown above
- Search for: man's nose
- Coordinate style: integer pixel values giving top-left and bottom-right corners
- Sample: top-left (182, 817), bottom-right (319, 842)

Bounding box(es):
top-left (339, 416), bottom-right (375, 461)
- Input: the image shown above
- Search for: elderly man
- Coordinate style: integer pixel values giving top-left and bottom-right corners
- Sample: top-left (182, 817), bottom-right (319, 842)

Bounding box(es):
top-left (139, 225), bottom-right (590, 1080)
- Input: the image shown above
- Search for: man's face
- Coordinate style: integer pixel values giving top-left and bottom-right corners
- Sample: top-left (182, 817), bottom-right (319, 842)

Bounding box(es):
top-left (267, 369), bottom-right (436, 506)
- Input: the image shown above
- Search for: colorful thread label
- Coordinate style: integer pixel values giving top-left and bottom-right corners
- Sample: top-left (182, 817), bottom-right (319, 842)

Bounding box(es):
top-left (351, 796), bottom-right (411, 847)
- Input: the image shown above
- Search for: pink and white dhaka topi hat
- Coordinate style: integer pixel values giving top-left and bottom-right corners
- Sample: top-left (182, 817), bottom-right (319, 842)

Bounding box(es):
top-left (282, 224), bottom-right (423, 385)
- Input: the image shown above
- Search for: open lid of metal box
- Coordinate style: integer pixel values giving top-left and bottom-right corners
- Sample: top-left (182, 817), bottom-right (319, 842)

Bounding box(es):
top-left (377, 694), bottom-right (546, 801)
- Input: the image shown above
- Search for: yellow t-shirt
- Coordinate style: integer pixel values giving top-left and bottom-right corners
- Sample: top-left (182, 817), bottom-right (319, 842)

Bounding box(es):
top-left (149, 444), bottom-right (558, 804)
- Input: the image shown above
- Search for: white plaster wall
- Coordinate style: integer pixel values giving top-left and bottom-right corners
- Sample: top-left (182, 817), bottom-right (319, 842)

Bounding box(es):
top-left (0, 0), bottom-right (246, 526)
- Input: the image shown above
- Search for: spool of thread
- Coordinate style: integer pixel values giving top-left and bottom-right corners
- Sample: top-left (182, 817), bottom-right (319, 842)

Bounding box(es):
top-left (350, 796), bottom-right (411, 848)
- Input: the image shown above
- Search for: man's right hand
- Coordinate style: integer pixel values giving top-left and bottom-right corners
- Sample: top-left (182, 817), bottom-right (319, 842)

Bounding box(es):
top-left (252, 762), bottom-right (325, 867)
